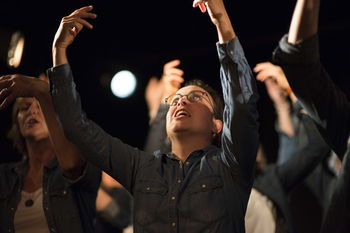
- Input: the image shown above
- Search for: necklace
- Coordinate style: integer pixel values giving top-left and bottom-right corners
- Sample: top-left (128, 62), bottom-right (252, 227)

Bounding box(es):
top-left (22, 188), bottom-right (42, 208)
top-left (25, 199), bottom-right (34, 207)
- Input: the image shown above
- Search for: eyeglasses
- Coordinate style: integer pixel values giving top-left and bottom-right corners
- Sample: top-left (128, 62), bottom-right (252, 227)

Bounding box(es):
top-left (164, 90), bottom-right (213, 107)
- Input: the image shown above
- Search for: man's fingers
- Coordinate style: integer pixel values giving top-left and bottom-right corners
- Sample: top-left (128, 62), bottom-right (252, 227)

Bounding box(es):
top-left (253, 62), bottom-right (272, 73)
top-left (75, 18), bottom-right (94, 29)
top-left (256, 70), bottom-right (273, 82)
top-left (165, 67), bottom-right (184, 77)
top-left (0, 75), bottom-right (12, 82)
top-left (71, 5), bottom-right (94, 16)
top-left (198, 3), bottom-right (207, 13)
top-left (0, 95), bottom-right (15, 110)
top-left (65, 18), bottom-right (94, 30)
top-left (193, 1), bottom-right (207, 13)
top-left (0, 86), bottom-right (14, 110)
top-left (0, 79), bottom-right (13, 90)
top-left (166, 75), bottom-right (184, 84)
top-left (77, 11), bottom-right (97, 20)
top-left (164, 59), bottom-right (181, 69)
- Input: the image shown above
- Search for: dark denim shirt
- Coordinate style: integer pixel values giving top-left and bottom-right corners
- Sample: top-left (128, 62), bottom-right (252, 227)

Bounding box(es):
top-left (146, 93), bottom-right (330, 233)
top-left (0, 158), bottom-right (101, 233)
top-left (273, 34), bottom-right (350, 233)
top-left (275, 101), bottom-right (307, 165)
top-left (48, 38), bottom-right (259, 233)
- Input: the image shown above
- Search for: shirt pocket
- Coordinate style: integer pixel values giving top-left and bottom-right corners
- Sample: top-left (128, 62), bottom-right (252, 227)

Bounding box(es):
top-left (134, 179), bottom-right (168, 226)
top-left (185, 175), bottom-right (226, 223)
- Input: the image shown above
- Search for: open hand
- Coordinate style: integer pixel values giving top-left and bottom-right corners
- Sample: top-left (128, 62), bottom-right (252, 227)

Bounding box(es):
top-left (53, 5), bottom-right (97, 49)
top-left (0, 74), bottom-right (49, 109)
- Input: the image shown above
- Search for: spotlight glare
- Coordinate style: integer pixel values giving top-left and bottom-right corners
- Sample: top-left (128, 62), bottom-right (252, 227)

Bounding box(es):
top-left (110, 70), bottom-right (137, 98)
top-left (7, 31), bottom-right (25, 68)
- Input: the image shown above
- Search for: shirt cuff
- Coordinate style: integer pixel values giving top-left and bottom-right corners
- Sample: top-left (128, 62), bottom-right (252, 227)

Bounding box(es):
top-left (272, 34), bottom-right (320, 65)
top-left (47, 63), bottom-right (74, 93)
top-left (216, 37), bottom-right (245, 63)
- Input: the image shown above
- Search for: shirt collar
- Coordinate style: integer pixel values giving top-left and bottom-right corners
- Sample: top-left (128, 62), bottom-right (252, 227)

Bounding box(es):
top-left (163, 145), bottom-right (219, 161)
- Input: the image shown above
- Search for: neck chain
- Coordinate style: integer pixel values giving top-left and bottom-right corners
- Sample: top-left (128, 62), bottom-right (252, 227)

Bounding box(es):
top-left (22, 188), bottom-right (42, 207)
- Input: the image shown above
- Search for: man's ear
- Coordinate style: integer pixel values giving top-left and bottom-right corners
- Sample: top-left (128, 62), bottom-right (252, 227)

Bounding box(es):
top-left (212, 119), bottom-right (223, 135)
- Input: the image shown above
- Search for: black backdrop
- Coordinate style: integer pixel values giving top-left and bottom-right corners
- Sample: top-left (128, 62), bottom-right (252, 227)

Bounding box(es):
top-left (1, 0), bottom-right (349, 163)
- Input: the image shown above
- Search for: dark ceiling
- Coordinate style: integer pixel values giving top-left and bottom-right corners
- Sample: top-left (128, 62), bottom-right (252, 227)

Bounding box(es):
top-left (1, 0), bottom-right (349, 162)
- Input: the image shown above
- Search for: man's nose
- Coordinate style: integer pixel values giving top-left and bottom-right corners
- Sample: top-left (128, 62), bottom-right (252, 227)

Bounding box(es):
top-left (176, 96), bottom-right (188, 106)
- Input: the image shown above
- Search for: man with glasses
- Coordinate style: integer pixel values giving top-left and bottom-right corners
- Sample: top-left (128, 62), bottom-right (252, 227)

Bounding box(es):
top-left (0, 0), bottom-right (259, 232)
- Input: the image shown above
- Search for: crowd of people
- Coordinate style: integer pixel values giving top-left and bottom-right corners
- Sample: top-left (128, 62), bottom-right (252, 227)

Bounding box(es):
top-left (0, 0), bottom-right (349, 233)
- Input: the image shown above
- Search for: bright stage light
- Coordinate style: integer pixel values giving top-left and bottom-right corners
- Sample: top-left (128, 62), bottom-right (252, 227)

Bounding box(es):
top-left (110, 70), bottom-right (137, 98)
top-left (0, 29), bottom-right (25, 68)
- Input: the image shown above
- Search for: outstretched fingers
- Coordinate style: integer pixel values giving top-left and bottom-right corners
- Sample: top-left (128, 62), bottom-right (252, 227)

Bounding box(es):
top-left (193, 0), bottom-right (207, 13)
top-left (0, 81), bottom-right (14, 110)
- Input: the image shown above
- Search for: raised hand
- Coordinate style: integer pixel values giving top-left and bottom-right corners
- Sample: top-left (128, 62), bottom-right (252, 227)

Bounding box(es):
top-left (254, 62), bottom-right (291, 92)
top-left (53, 5), bottom-right (97, 50)
top-left (0, 74), bottom-right (49, 109)
top-left (193, 0), bottom-right (208, 13)
top-left (161, 59), bottom-right (184, 99)
top-left (145, 59), bottom-right (184, 122)
top-left (192, 0), bottom-right (235, 43)
top-left (263, 78), bottom-right (289, 106)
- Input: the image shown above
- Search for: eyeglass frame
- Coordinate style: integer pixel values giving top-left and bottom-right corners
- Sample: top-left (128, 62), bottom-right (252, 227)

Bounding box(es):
top-left (164, 90), bottom-right (214, 110)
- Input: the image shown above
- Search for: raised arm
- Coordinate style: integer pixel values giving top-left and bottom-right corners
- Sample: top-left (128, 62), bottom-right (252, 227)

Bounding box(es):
top-left (194, 0), bottom-right (259, 183)
top-left (0, 75), bottom-right (86, 179)
top-left (272, 0), bottom-right (350, 158)
top-left (287, 0), bottom-right (319, 44)
top-left (52, 5), bottom-right (96, 66)
top-left (48, 6), bottom-right (150, 191)
top-left (254, 62), bottom-right (295, 138)
top-left (193, 0), bottom-right (236, 43)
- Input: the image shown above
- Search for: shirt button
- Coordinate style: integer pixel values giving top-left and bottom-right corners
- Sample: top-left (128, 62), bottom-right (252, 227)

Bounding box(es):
top-left (171, 196), bottom-right (176, 200)
top-left (202, 184), bottom-right (207, 188)
top-left (177, 179), bottom-right (181, 183)
top-left (230, 50), bottom-right (234, 54)
top-left (146, 186), bottom-right (151, 191)
top-left (62, 190), bottom-right (67, 195)
top-left (10, 207), bottom-right (14, 211)
top-left (45, 207), bottom-right (49, 211)
top-left (185, 161), bottom-right (190, 166)
top-left (171, 222), bottom-right (176, 227)
top-left (50, 227), bottom-right (56, 232)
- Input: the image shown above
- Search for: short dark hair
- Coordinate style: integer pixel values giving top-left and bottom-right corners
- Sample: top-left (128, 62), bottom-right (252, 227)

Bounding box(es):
top-left (184, 79), bottom-right (224, 146)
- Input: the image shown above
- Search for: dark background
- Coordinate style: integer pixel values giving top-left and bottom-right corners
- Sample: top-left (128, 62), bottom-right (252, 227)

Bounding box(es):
top-left (1, 0), bottom-right (349, 163)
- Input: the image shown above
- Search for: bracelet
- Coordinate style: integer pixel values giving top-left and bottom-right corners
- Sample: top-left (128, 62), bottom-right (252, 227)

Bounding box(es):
top-left (285, 87), bottom-right (292, 95)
